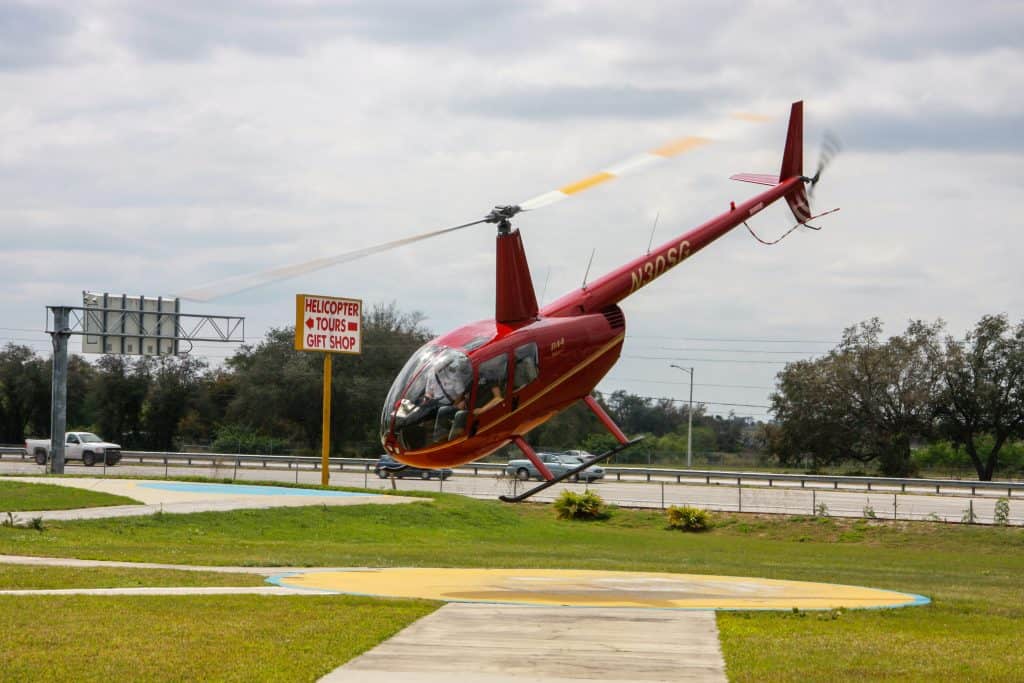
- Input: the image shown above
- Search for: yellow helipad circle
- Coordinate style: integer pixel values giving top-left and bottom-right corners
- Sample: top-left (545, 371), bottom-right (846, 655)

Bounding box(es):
top-left (272, 568), bottom-right (928, 610)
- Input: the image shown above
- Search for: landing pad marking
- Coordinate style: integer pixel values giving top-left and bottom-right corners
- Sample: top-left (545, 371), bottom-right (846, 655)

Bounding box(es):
top-left (270, 567), bottom-right (929, 610)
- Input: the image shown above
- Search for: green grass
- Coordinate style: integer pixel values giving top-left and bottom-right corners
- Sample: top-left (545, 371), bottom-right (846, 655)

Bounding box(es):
top-left (0, 480), bottom-right (140, 512)
top-left (0, 594), bottom-right (436, 682)
top-left (0, 490), bottom-right (1022, 680)
top-left (0, 564), bottom-right (266, 589)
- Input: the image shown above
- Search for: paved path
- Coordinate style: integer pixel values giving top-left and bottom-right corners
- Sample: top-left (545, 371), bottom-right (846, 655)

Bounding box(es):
top-left (0, 553), bottom-right (300, 574)
top-left (0, 586), bottom-right (312, 596)
top-left (320, 602), bottom-right (728, 682)
top-left (0, 476), bottom-right (422, 522)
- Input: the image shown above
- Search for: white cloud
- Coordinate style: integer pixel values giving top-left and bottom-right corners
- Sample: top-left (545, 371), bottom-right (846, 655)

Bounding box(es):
top-left (2, 1), bottom-right (1023, 420)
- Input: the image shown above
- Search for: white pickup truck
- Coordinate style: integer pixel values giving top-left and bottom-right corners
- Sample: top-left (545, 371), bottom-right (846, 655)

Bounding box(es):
top-left (25, 432), bottom-right (122, 467)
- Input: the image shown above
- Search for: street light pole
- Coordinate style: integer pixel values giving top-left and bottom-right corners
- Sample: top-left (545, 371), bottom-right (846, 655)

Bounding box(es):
top-left (669, 364), bottom-right (694, 468)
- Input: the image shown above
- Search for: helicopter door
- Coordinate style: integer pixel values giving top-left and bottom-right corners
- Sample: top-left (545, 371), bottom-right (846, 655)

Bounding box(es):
top-left (510, 342), bottom-right (540, 411)
top-left (471, 353), bottom-right (509, 435)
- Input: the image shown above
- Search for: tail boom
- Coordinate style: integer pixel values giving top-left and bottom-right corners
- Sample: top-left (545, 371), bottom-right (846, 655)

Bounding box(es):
top-left (540, 175), bottom-right (803, 317)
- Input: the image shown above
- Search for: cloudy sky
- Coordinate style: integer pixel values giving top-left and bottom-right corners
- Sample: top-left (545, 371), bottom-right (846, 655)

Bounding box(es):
top-left (3, 0), bottom-right (1023, 421)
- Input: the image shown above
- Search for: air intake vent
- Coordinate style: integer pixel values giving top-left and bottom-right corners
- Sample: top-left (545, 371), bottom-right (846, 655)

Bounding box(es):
top-left (601, 305), bottom-right (625, 329)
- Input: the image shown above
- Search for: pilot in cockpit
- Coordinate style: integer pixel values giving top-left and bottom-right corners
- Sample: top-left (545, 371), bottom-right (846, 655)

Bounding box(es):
top-left (425, 356), bottom-right (470, 442)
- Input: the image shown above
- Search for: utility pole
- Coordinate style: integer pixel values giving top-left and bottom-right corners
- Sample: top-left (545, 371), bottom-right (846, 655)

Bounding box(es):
top-left (669, 364), bottom-right (694, 468)
top-left (48, 307), bottom-right (71, 474)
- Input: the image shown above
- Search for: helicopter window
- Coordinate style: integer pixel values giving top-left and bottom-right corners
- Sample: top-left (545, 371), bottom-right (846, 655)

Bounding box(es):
top-left (381, 345), bottom-right (473, 451)
top-left (513, 342), bottom-right (540, 391)
top-left (462, 335), bottom-right (491, 352)
top-left (475, 354), bottom-right (508, 411)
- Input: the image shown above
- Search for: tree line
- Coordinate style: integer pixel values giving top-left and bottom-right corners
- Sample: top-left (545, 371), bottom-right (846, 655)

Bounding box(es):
top-left (5, 303), bottom-right (1019, 481)
top-left (767, 315), bottom-right (1024, 481)
top-left (0, 302), bottom-right (747, 462)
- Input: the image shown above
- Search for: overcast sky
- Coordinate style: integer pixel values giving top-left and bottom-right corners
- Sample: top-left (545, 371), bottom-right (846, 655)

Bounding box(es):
top-left (3, 0), bottom-right (1023, 421)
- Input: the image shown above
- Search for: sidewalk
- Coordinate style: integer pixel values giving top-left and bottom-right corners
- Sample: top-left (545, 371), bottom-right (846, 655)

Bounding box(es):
top-left (1, 476), bottom-right (421, 521)
top-left (320, 602), bottom-right (728, 682)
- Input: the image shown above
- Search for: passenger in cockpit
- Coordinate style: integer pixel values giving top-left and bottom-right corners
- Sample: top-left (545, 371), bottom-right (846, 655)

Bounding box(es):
top-left (427, 356), bottom-right (470, 442)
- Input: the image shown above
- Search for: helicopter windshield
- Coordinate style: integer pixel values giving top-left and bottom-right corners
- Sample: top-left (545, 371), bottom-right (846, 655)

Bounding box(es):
top-left (380, 344), bottom-right (473, 451)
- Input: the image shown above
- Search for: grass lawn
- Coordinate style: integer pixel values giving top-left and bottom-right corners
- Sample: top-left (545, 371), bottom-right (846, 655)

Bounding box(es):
top-left (0, 564), bottom-right (266, 590)
top-left (0, 488), bottom-right (1022, 680)
top-left (0, 594), bottom-right (436, 682)
top-left (0, 480), bottom-right (140, 512)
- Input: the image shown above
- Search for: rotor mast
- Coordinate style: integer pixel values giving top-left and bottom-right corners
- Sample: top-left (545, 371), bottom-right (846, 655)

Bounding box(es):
top-left (486, 206), bottom-right (539, 325)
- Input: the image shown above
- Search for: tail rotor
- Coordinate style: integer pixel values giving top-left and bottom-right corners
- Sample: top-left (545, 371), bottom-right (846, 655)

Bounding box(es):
top-left (807, 131), bottom-right (842, 200)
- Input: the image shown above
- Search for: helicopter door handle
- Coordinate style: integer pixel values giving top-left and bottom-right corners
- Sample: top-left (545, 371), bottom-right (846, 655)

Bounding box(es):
top-left (511, 395), bottom-right (520, 411)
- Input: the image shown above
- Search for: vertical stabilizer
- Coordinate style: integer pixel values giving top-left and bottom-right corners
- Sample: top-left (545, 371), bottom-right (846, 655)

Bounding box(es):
top-left (780, 101), bottom-right (812, 223)
top-left (496, 229), bottom-right (539, 324)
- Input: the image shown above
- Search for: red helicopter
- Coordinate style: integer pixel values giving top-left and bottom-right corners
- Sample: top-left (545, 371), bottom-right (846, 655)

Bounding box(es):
top-left (183, 101), bottom-right (837, 502)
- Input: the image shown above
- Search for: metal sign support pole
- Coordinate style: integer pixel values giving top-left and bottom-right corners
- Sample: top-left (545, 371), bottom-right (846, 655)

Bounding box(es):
top-left (49, 307), bottom-right (70, 474)
top-left (687, 367), bottom-right (694, 468)
top-left (321, 353), bottom-right (332, 487)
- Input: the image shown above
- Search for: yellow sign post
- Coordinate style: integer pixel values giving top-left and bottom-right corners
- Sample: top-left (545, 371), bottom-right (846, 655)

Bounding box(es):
top-left (294, 294), bottom-right (363, 487)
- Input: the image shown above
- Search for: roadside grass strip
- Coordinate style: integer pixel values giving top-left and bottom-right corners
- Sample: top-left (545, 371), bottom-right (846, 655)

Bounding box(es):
top-left (0, 480), bottom-right (140, 512)
top-left (0, 594), bottom-right (437, 682)
top-left (0, 565), bottom-right (266, 590)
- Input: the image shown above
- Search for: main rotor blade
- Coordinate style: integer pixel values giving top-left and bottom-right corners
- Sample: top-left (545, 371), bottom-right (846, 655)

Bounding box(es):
top-left (177, 217), bottom-right (487, 302)
top-left (517, 136), bottom-right (711, 211)
top-left (517, 113), bottom-right (769, 212)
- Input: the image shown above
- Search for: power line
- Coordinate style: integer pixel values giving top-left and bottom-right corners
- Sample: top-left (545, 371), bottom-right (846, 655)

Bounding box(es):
top-left (626, 334), bottom-right (838, 344)
top-left (594, 386), bottom-right (771, 410)
top-left (623, 354), bottom-right (789, 365)
top-left (606, 376), bottom-right (773, 390)
top-left (626, 345), bottom-right (825, 355)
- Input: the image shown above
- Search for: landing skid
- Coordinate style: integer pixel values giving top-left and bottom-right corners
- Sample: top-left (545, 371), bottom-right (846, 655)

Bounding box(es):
top-left (499, 436), bottom-right (644, 503)
top-left (380, 464), bottom-right (408, 490)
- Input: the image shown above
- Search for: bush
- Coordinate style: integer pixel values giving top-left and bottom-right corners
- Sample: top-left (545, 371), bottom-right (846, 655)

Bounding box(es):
top-left (665, 505), bottom-right (712, 532)
top-left (994, 498), bottom-right (1010, 526)
top-left (211, 425), bottom-right (290, 455)
top-left (553, 490), bottom-right (607, 521)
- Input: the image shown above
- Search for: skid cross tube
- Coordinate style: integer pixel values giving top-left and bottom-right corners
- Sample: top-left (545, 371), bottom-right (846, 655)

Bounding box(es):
top-left (500, 436), bottom-right (645, 503)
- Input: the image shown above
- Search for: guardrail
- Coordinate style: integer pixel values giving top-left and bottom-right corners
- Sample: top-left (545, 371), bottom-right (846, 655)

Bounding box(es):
top-left (1, 445), bottom-right (1021, 498)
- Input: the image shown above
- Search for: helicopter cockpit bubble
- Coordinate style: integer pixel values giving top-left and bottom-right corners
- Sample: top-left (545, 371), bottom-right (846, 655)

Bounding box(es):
top-left (381, 344), bottom-right (473, 452)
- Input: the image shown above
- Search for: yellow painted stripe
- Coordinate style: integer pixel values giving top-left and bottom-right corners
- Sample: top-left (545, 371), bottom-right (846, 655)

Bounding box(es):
top-left (400, 435), bottom-right (468, 456)
top-left (401, 332), bottom-right (625, 454)
top-left (477, 333), bottom-right (625, 437)
top-left (650, 136), bottom-right (710, 158)
top-left (559, 171), bottom-right (615, 195)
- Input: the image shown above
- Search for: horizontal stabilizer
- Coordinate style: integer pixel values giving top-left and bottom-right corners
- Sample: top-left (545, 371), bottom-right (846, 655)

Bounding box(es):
top-left (729, 173), bottom-right (780, 186)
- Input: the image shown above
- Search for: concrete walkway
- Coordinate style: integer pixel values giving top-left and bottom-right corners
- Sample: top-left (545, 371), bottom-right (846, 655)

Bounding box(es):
top-left (1, 476), bottom-right (422, 522)
top-left (0, 553), bottom-right (302, 575)
top-left (320, 602), bottom-right (728, 682)
top-left (0, 586), bottom-right (313, 596)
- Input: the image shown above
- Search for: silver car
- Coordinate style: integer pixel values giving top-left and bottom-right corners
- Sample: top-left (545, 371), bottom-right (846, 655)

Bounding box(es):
top-left (505, 452), bottom-right (605, 482)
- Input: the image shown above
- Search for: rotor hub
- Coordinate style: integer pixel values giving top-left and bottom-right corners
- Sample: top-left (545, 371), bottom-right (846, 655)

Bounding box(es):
top-left (485, 205), bottom-right (522, 234)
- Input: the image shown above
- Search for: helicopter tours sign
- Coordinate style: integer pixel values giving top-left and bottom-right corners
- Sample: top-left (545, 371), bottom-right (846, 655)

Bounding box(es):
top-left (294, 294), bottom-right (362, 354)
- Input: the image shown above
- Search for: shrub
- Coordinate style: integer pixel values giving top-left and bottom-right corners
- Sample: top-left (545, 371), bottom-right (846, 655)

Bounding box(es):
top-left (553, 490), bottom-right (607, 521)
top-left (211, 425), bottom-right (290, 455)
top-left (994, 498), bottom-right (1010, 526)
top-left (665, 505), bottom-right (712, 532)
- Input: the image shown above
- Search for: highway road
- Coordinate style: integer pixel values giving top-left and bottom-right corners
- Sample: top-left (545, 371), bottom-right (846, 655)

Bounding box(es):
top-left (0, 459), bottom-right (1018, 525)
